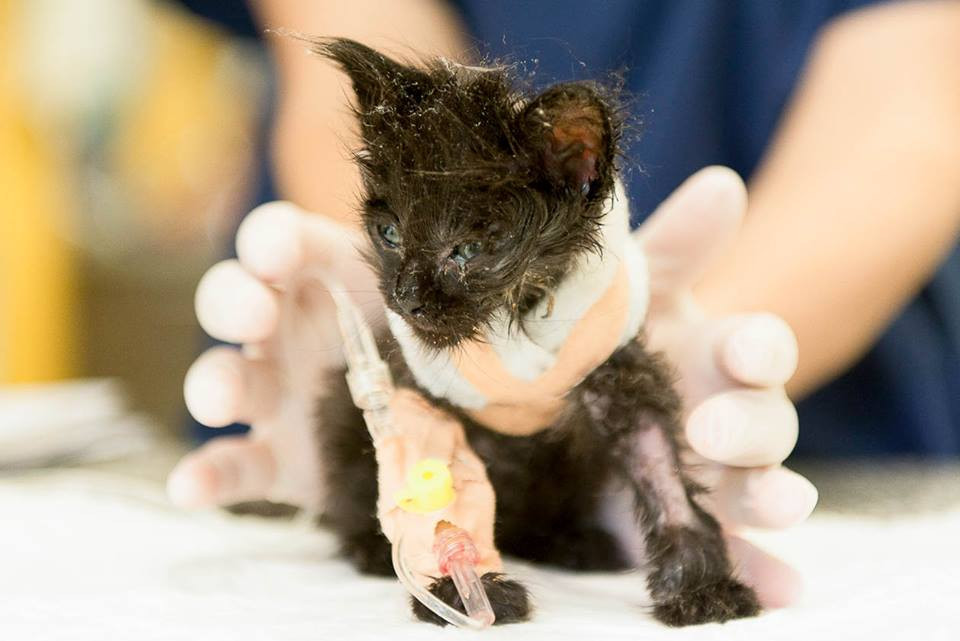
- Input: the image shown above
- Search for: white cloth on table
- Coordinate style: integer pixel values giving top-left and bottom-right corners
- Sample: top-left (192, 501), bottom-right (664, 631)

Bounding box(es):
top-left (2, 466), bottom-right (957, 641)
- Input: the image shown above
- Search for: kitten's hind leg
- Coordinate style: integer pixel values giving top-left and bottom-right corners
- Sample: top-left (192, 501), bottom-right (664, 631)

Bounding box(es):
top-left (578, 340), bottom-right (760, 626)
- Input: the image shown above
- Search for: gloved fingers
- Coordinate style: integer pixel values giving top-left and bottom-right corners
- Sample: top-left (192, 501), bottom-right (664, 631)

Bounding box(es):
top-left (726, 534), bottom-right (804, 609)
top-left (236, 200), bottom-right (366, 285)
top-left (715, 313), bottom-right (798, 388)
top-left (184, 346), bottom-right (279, 427)
top-left (663, 312), bottom-right (797, 414)
top-left (686, 388), bottom-right (799, 467)
top-left (236, 201), bottom-right (384, 340)
top-left (706, 465), bottom-right (818, 530)
top-left (634, 166), bottom-right (746, 297)
top-left (195, 259), bottom-right (280, 345)
top-left (167, 436), bottom-right (276, 508)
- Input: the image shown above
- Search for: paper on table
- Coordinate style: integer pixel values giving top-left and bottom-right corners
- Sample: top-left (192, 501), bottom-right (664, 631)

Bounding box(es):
top-left (0, 378), bottom-right (154, 469)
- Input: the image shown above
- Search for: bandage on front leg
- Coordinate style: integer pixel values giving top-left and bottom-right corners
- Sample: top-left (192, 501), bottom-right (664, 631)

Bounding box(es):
top-left (375, 390), bottom-right (503, 627)
top-left (374, 390), bottom-right (501, 577)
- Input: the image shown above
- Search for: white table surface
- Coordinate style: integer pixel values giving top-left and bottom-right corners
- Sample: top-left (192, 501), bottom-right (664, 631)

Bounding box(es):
top-left (3, 451), bottom-right (958, 641)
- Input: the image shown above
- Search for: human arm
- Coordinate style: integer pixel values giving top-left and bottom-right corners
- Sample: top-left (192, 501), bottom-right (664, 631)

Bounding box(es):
top-left (696, 0), bottom-right (960, 398)
top-left (249, 0), bottom-right (466, 221)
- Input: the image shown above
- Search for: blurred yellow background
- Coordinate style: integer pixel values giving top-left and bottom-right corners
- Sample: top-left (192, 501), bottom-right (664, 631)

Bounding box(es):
top-left (0, 0), bottom-right (266, 428)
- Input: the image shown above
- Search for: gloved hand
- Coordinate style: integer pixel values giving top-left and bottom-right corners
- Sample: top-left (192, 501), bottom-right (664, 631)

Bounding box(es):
top-left (170, 166), bottom-right (815, 607)
top-left (168, 202), bottom-right (378, 510)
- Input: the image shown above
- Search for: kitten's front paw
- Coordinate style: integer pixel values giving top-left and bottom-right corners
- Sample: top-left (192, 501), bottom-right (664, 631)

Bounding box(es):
top-left (653, 577), bottom-right (760, 627)
top-left (411, 572), bottom-right (531, 626)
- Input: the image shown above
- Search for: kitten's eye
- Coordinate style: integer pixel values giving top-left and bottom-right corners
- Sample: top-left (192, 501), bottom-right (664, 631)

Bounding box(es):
top-left (377, 223), bottom-right (401, 248)
top-left (451, 241), bottom-right (483, 265)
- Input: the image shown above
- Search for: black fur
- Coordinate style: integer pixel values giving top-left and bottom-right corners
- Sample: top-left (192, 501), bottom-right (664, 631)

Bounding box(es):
top-left (412, 573), bottom-right (530, 626)
top-left (312, 38), bottom-right (760, 627)
top-left (312, 37), bottom-right (619, 348)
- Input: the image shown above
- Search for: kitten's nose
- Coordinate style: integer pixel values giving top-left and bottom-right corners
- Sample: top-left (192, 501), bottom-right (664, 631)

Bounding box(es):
top-left (393, 283), bottom-right (425, 317)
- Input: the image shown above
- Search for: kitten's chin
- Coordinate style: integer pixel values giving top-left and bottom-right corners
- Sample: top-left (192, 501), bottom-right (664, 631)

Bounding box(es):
top-left (385, 306), bottom-right (485, 351)
top-left (407, 324), bottom-right (471, 351)
top-left (385, 308), bottom-right (473, 350)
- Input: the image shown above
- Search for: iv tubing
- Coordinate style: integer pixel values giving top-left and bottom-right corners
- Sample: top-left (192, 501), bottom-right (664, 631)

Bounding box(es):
top-left (393, 533), bottom-right (490, 630)
top-left (285, 268), bottom-right (493, 628)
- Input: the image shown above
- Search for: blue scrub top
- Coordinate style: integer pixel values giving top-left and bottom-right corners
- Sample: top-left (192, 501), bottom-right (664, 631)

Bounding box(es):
top-left (181, 0), bottom-right (960, 458)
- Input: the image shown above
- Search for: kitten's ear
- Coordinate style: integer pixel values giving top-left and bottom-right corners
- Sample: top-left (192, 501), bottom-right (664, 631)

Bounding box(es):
top-left (312, 38), bottom-right (429, 113)
top-left (519, 84), bottom-right (617, 198)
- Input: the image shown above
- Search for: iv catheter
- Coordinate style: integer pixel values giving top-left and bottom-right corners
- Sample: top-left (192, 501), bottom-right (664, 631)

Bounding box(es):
top-left (291, 270), bottom-right (496, 629)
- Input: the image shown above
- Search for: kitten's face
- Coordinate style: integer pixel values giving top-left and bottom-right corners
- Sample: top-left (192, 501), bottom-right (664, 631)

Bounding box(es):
top-left (362, 180), bottom-right (549, 349)
top-left (318, 39), bottom-right (620, 348)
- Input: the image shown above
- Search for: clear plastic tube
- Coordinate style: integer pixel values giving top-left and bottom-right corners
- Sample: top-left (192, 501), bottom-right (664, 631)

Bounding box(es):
top-left (434, 521), bottom-right (495, 626)
top-left (450, 562), bottom-right (495, 625)
top-left (394, 532), bottom-right (491, 630)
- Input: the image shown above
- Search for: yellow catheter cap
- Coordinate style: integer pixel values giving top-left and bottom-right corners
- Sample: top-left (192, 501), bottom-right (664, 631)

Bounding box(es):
top-left (396, 459), bottom-right (455, 514)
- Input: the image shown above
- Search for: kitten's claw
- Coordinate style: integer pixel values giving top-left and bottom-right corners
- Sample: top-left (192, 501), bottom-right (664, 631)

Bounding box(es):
top-left (411, 572), bottom-right (531, 626)
top-left (653, 577), bottom-right (761, 626)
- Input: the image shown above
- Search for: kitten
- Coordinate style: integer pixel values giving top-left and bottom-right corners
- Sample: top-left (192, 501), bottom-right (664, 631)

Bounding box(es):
top-left (313, 38), bottom-right (760, 626)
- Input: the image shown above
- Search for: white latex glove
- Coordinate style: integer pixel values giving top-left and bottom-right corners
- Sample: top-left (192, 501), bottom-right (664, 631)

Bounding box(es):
top-left (168, 202), bottom-right (378, 510)
top-left (637, 166), bottom-right (817, 608)
top-left (170, 166), bottom-right (815, 607)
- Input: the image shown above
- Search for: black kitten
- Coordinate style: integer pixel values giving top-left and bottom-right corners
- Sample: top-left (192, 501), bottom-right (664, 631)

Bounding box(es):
top-left (313, 38), bottom-right (760, 627)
